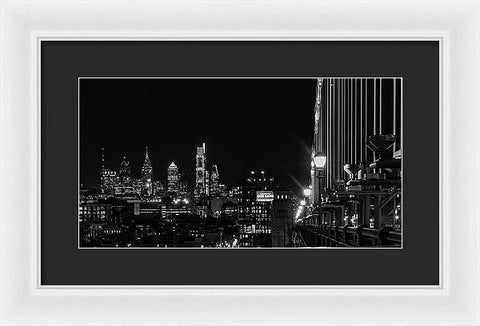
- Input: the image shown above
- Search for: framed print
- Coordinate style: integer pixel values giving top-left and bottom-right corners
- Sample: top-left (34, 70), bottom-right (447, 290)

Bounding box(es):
top-left (42, 41), bottom-right (435, 286)
top-left (1, 0), bottom-right (479, 325)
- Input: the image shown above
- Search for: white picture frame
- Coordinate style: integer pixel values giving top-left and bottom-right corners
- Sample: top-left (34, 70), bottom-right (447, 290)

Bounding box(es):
top-left (1, 0), bottom-right (479, 325)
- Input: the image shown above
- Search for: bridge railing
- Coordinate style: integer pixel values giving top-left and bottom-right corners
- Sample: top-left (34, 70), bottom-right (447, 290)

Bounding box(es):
top-left (295, 223), bottom-right (401, 247)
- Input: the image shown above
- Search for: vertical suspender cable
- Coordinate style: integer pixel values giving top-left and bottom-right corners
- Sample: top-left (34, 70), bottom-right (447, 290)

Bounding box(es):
top-left (346, 79), bottom-right (349, 164)
top-left (379, 78), bottom-right (383, 134)
top-left (393, 78), bottom-right (397, 152)
top-left (344, 79), bottom-right (347, 167)
top-left (342, 79), bottom-right (345, 175)
top-left (365, 79), bottom-right (368, 163)
top-left (327, 78), bottom-right (330, 185)
top-left (329, 79), bottom-right (333, 188)
top-left (348, 79), bottom-right (351, 164)
top-left (328, 78), bottom-right (331, 184)
top-left (373, 78), bottom-right (377, 135)
top-left (353, 78), bottom-right (358, 164)
top-left (372, 79), bottom-right (377, 167)
top-left (344, 79), bottom-right (348, 165)
top-left (327, 78), bottom-right (331, 188)
top-left (332, 79), bottom-right (336, 181)
top-left (400, 78), bottom-right (403, 154)
top-left (318, 79), bottom-right (322, 154)
top-left (321, 79), bottom-right (324, 154)
top-left (334, 79), bottom-right (337, 179)
top-left (337, 79), bottom-right (341, 179)
top-left (360, 79), bottom-right (363, 163)
top-left (325, 78), bottom-right (329, 188)
top-left (350, 79), bottom-right (353, 162)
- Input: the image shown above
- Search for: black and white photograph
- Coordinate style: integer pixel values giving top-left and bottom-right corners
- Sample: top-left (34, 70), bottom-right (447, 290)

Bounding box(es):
top-left (9, 0), bottom-right (480, 322)
top-left (79, 77), bottom-right (402, 248)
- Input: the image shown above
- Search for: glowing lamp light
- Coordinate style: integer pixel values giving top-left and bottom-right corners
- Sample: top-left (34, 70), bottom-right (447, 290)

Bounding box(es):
top-left (303, 188), bottom-right (312, 197)
top-left (313, 153), bottom-right (327, 168)
top-left (300, 200), bottom-right (306, 206)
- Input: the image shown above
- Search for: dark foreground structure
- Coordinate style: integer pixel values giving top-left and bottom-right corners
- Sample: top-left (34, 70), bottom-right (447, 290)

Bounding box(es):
top-left (295, 78), bottom-right (402, 247)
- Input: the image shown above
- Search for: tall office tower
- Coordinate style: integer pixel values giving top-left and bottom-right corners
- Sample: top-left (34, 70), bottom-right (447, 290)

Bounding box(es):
top-left (152, 181), bottom-right (164, 196)
top-left (178, 171), bottom-right (189, 197)
top-left (195, 143), bottom-right (207, 197)
top-left (238, 171), bottom-right (275, 247)
top-left (167, 162), bottom-right (179, 194)
top-left (141, 147), bottom-right (153, 196)
top-left (100, 147), bottom-right (106, 175)
top-left (118, 155), bottom-right (131, 185)
top-left (205, 170), bottom-right (210, 196)
top-left (271, 188), bottom-right (294, 247)
top-left (210, 164), bottom-right (219, 196)
top-left (100, 147), bottom-right (106, 192)
top-left (99, 147), bottom-right (117, 194)
top-left (101, 169), bottom-right (117, 194)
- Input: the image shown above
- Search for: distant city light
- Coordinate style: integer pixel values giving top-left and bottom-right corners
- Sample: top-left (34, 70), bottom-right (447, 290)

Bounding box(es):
top-left (295, 205), bottom-right (304, 219)
top-left (300, 200), bottom-right (306, 206)
top-left (303, 188), bottom-right (312, 197)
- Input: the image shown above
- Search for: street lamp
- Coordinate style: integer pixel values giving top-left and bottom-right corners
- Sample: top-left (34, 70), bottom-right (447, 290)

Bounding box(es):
top-left (313, 153), bottom-right (327, 168)
top-left (303, 188), bottom-right (312, 197)
top-left (313, 152), bottom-right (327, 226)
top-left (312, 153), bottom-right (327, 199)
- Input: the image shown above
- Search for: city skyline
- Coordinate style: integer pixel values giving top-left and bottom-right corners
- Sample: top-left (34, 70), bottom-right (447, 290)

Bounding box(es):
top-left (80, 78), bottom-right (316, 191)
top-left (97, 142), bottom-right (260, 195)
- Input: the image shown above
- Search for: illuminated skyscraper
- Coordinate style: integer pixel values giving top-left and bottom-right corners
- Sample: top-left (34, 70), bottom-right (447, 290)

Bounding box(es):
top-left (272, 188), bottom-right (294, 247)
top-left (119, 155), bottom-right (131, 183)
top-left (178, 171), bottom-right (189, 196)
top-left (114, 155), bottom-right (135, 195)
top-left (167, 161), bottom-right (179, 194)
top-left (101, 169), bottom-right (117, 194)
top-left (205, 170), bottom-right (210, 196)
top-left (238, 171), bottom-right (275, 247)
top-left (141, 147), bottom-right (153, 196)
top-left (210, 164), bottom-right (219, 196)
top-left (99, 147), bottom-right (117, 194)
top-left (152, 180), bottom-right (164, 196)
top-left (195, 143), bottom-right (207, 197)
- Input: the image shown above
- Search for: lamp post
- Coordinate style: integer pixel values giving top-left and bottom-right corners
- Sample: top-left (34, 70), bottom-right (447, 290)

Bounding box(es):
top-left (313, 153), bottom-right (326, 199)
top-left (303, 188), bottom-right (312, 215)
top-left (313, 152), bottom-right (326, 225)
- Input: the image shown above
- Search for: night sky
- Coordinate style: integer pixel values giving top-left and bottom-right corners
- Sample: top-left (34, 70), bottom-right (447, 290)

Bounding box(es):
top-left (80, 78), bottom-right (317, 192)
